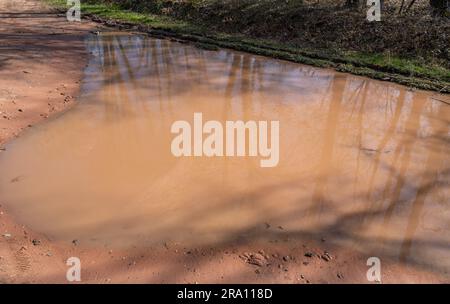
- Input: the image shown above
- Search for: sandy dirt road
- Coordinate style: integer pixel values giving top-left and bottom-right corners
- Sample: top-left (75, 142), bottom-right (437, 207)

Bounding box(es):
top-left (0, 0), bottom-right (97, 146)
top-left (0, 0), bottom-right (99, 283)
top-left (0, 0), bottom-right (448, 283)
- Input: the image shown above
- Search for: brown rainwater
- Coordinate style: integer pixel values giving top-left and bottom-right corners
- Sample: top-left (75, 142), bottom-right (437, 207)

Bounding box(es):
top-left (0, 33), bottom-right (449, 273)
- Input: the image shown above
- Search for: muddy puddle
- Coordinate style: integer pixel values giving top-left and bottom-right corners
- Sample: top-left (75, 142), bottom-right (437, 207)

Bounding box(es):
top-left (0, 33), bottom-right (449, 273)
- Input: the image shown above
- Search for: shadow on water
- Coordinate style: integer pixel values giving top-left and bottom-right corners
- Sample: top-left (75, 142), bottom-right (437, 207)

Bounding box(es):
top-left (0, 33), bottom-right (449, 278)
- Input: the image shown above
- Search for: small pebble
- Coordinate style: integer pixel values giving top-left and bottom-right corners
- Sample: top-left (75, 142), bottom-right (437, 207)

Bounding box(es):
top-left (321, 252), bottom-right (332, 262)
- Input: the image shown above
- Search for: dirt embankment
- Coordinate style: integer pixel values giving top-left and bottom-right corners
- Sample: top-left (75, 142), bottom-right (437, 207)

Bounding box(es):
top-left (56, 0), bottom-right (449, 92)
top-left (106, 0), bottom-right (450, 64)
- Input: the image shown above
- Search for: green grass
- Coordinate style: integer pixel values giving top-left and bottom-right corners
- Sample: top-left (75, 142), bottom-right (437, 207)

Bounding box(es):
top-left (45, 0), bottom-right (450, 92)
top-left (344, 51), bottom-right (450, 82)
top-left (47, 0), bottom-right (194, 30)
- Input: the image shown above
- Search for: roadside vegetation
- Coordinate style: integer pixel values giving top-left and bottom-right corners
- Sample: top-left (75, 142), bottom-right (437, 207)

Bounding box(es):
top-left (46, 0), bottom-right (450, 92)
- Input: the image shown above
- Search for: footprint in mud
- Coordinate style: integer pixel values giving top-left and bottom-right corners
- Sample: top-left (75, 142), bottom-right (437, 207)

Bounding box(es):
top-left (13, 248), bottom-right (31, 272)
top-left (0, 237), bottom-right (32, 277)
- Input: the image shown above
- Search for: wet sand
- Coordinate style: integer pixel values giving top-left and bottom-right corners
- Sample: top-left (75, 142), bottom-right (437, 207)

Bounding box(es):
top-left (0, 0), bottom-right (449, 283)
